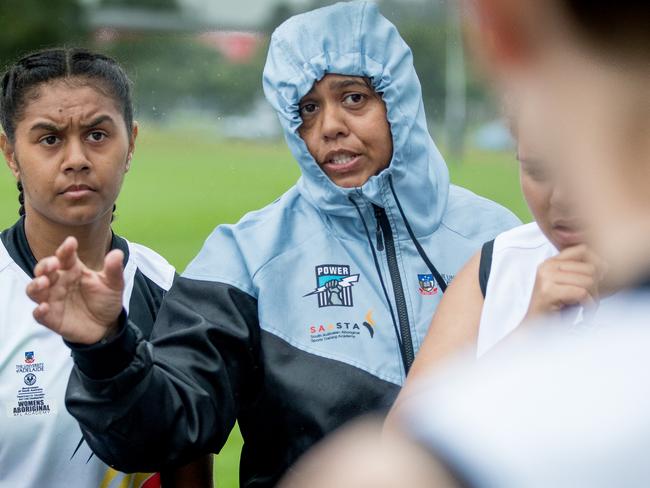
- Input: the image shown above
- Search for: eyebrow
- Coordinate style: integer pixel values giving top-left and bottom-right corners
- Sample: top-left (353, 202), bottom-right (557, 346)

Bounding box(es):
top-left (328, 79), bottom-right (371, 91)
top-left (28, 115), bottom-right (116, 133)
top-left (80, 115), bottom-right (115, 129)
top-left (29, 122), bottom-right (61, 133)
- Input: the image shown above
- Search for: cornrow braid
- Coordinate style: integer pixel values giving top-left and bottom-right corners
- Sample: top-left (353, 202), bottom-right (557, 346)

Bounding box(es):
top-left (17, 181), bottom-right (25, 217)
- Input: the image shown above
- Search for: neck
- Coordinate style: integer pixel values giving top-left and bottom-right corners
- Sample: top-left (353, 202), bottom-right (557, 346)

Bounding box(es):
top-left (23, 211), bottom-right (113, 271)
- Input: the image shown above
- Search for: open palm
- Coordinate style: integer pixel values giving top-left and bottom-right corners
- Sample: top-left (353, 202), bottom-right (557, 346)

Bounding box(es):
top-left (27, 236), bottom-right (124, 344)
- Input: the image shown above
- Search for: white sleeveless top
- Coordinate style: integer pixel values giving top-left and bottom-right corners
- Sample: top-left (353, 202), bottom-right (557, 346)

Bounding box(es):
top-left (476, 222), bottom-right (557, 357)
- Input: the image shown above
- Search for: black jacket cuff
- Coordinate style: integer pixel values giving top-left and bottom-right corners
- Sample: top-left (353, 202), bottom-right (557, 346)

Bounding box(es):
top-left (66, 310), bottom-right (138, 379)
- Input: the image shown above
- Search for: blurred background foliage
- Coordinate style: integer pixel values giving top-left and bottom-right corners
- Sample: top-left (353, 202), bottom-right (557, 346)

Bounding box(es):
top-left (0, 0), bottom-right (87, 60)
top-left (0, 0), bottom-right (505, 154)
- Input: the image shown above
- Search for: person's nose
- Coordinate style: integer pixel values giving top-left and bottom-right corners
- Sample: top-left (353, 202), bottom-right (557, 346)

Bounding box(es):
top-left (61, 138), bottom-right (91, 174)
top-left (321, 103), bottom-right (349, 141)
top-left (550, 179), bottom-right (574, 212)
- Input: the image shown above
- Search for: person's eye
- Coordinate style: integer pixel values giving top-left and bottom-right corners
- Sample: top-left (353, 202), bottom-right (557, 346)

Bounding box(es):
top-left (86, 131), bottom-right (107, 143)
top-left (299, 103), bottom-right (318, 117)
top-left (342, 93), bottom-right (366, 106)
top-left (526, 168), bottom-right (549, 182)
top-left (39, 135), bottom-right (61, 147)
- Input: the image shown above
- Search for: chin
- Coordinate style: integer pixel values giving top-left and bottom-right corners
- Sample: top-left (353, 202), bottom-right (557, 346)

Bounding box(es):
top-left (57, 208), bottom-right (110, 227)
top-left (329, 174), bottom-right (368, 189)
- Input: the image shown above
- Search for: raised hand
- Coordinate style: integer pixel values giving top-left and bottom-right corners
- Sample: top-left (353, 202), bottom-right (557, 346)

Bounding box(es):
top-left (26, 236), bottom-right (125, 344)
top-left (524, 244), bottom-right (605, 322)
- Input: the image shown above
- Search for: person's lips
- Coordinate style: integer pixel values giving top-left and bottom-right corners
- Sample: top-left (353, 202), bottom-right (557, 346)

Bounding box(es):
top-left (60, 184), bottom-right (95, 199)
top-left (552, 220), bottom-right (585, 247)
top-left (321, 149), bottom-right (362, 174)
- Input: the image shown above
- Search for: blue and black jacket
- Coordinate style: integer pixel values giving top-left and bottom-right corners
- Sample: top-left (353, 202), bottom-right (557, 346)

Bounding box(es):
top-left (65, 2), bottom-right (520, 487)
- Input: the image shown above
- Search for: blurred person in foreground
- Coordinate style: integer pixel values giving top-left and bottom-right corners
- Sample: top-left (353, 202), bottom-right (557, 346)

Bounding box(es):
top-left (0, 48), bottom-right (211, 488)
top-left (279, 0), bottom-right (650, 486)
top-left (281, 323), bottom-right (650, 488)
top-left (21, 2), bottom-right (519, 486)
top-left (385, 98), bottom-right (610, 423)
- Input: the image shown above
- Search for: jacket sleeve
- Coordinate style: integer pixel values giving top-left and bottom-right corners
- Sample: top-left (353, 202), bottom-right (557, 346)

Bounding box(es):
top-left (65, 275), bottom-right (261, 472)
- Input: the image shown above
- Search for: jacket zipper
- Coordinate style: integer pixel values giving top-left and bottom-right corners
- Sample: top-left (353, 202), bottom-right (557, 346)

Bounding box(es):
top-left (373, 204), bottom-right (415, 372)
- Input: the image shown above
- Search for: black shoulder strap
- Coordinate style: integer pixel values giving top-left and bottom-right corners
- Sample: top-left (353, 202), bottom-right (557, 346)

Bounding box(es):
top-left (478, 239), bottom-right (495, 298)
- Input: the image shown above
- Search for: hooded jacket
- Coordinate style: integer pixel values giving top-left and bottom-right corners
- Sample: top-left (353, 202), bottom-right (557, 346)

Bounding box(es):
top-left (65, 2), bottom-right (519, 487)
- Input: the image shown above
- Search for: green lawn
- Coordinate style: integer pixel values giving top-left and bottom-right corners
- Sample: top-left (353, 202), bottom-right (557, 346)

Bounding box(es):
top-left (0, 126), bottom-right (530, 487)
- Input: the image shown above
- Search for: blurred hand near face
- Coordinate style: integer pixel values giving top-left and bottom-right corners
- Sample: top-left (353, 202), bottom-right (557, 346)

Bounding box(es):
top-left (26, 236), bottom-right (124, 344)
top-left (524, 244), bottom-right (606, 322)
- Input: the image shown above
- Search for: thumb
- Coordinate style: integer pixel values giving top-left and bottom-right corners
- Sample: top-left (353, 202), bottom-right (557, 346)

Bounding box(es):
top-left (103, 249), bottom-right (125, 292)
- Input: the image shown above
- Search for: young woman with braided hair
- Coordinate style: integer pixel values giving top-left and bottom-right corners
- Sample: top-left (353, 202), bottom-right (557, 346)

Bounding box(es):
top-left (0, 48), bottom-right (211, 488)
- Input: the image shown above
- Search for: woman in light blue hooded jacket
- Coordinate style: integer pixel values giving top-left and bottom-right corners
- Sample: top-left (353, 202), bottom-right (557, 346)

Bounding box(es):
top-left (25, 2), bottom-right (520, 487)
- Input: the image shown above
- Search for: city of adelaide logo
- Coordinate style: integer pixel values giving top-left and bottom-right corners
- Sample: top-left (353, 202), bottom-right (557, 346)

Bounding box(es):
top-left (309, 310), bottom-right (376, 343)
top-left (418, 274), bottom-right (438, 295)
top-left (303, 264), bottom-right (359, 308)
top-left (417, 273), bottom-right (455, 296)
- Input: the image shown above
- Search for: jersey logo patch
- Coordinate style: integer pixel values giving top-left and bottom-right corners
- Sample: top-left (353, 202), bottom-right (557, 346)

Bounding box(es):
top-left (303, 264), bottom-right (359, 308)
top-left (418, 274), bottom-right (438, 295)
top-left (8, 352), bottom-right (54, 417)
top-left (418, 273), bottom-right (454, 296)
top-left (308, 310), bottom-right (377, 342)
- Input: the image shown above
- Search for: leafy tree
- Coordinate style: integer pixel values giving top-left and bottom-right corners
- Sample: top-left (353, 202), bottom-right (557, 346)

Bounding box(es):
top-left (0, 0), bottom-right (87, 66)
top-left (263, 3), bottom-right (294, 35)
top-left (100, 36), bottom-right (266, 120)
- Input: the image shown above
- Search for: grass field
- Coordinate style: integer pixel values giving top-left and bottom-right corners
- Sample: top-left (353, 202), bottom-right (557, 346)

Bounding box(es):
top-left (0, 126), bottom-right (530, 487)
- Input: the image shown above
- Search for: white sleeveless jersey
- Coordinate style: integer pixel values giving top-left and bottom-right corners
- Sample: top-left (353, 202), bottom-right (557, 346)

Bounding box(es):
top-left (476, 223), bottom-right (557, 357)
top-left (0, 220), bottom-right (174, 488)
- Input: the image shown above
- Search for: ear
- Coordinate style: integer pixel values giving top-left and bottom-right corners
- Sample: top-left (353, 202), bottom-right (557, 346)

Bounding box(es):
top-left (0, 133), bottom-right (20, 180)
top-left (126, 121), bottom-right (138, 172)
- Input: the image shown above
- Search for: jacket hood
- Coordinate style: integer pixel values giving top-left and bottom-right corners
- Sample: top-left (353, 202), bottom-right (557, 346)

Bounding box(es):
top-left (263, 1), bottom-right (449, 227)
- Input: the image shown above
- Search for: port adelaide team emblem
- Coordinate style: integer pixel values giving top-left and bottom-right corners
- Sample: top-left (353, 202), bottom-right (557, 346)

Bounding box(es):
top-left (303, 264), bottom-right (359, 308)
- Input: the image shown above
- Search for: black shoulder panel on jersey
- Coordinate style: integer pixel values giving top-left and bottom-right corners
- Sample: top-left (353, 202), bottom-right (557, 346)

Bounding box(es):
top-left (1, 218), bottom-right (131, 278)
top-left (479, 239), bottom-right (495, 298)
top-left (1, 218), bottom-right (36, 277)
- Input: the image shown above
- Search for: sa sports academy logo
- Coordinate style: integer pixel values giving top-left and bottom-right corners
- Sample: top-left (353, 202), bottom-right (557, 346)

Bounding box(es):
top-left (303, 264), bottom-right (359, 308)
top-left (309, 310), bottom-right (377, 343)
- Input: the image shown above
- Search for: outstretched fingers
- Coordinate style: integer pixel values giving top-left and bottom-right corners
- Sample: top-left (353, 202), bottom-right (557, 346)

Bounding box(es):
top-left (55, 236), bottom-right (80, 270)
top-left (26, 275), bottom-right (52, 305)
top-left (32, 302), bottom-right (53, 327)
top-left (103, 249), bottom-right (125, 291)
top-left (33, 256), bottom-right (61, 282)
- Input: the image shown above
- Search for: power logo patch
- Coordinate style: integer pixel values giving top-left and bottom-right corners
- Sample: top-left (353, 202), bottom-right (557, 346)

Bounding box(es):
top-left (303, 264), bottom-right (359, 308)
